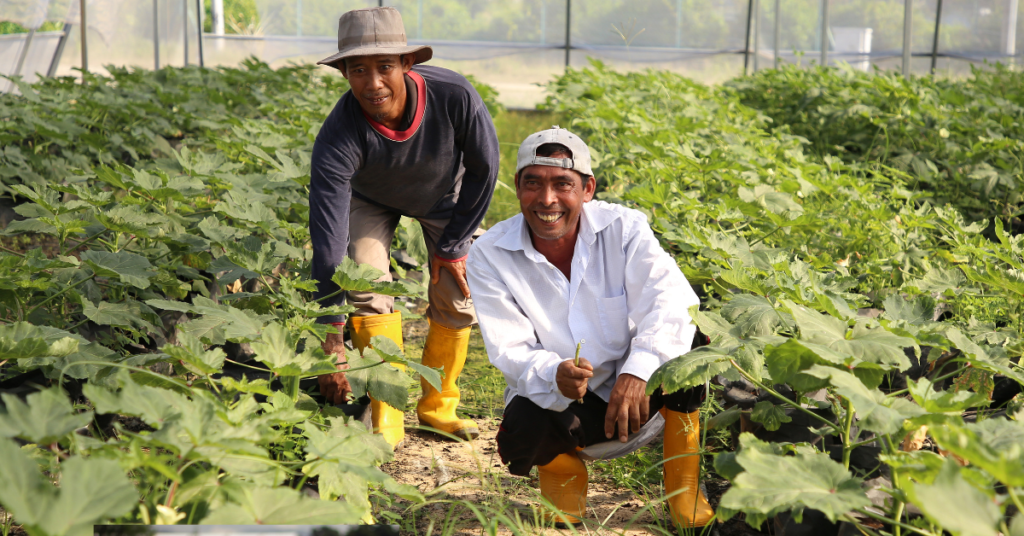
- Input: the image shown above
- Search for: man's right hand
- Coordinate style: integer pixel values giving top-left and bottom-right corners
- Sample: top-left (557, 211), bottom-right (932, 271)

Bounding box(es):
top-left (319, 331), bottom-right (352, 404)
top-left (556, 358), bottom-right (594, 400)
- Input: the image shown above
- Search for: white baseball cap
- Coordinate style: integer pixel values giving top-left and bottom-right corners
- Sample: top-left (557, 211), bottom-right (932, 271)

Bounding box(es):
top-left (516, 126), bottom-right (593, 177)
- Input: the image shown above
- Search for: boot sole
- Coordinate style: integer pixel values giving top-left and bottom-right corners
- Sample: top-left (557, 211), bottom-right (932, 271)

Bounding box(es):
top-left (417, 420), bottom-right (480, 441)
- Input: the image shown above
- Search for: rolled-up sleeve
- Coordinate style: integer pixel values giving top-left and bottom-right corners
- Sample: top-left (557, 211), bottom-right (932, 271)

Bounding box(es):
top-left (618, 214), bottom-right (699, 381)
top-left (309, 119), bottom-right (361, 324)
top-left (467, 248), bottom-right (571, 411)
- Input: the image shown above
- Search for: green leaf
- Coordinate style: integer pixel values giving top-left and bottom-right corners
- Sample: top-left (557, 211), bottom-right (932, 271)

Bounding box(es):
top-left (647, 346), bottom-right (733, 395)
top-left (786, 300), bottom-right (914, 370)
top-left (346, 347), bottom-right (410, 411)
top-left (883, 294), bottom-right (937, 324)
top-left (908, 459), bottom-right (1000, 536)
top-left (81, 300), bottom-right (157, 332)
top-left (80, 250), bottom-right (157, 289)
top-left (330, 257), bottom-right (411, 297)
top-left (370, 335), bottom-right (443, 393)
top-left (721, 294), bottom-right (792, 337)
top-left (0, 322), bottom-right (79, 360)
top-left (83, 373), bottom-right (186, 428)
top-left (750, 401), bottom-right (791, 432)
top-left (805, 365), bottom-right (925, 435)
top-left (299, 422), bottom-right (390, 514)
top-left (928, 419), bottom-right (1024, 487)
top-left (719, 434), bottom-right (871, 524)
top-left (200, 486), bottom-right (359, 524)
top-left (146, 297), bottom-right (270, 344)
top-left (0, 439), bottom-right (137, 536)
top-left (763, 339), bottom-right (831, 393)
top-left (0, 388), bottom-right (93, 444)
top-left (249, 323), bottom-right (337, 377)
top-left (908, 377), bottom-right (990, 414)
top-left (162, 332), bottom-right (226, 376)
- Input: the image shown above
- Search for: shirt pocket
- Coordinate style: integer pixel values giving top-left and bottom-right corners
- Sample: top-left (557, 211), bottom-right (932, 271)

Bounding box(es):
top-left (598, 293), bottom-right (631, 355)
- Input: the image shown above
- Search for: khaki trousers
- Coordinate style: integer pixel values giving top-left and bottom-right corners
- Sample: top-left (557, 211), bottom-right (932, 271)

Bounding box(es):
top-left (347, 196), bottom-right (477, 330)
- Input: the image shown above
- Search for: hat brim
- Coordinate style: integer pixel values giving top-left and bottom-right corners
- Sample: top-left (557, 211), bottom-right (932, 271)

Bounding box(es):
top-left (317, 45), bottom-right (432, 70)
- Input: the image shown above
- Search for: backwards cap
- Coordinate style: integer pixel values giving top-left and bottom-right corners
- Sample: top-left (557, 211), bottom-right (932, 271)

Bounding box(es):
top-left (516, 126), bottom-right (593, 176)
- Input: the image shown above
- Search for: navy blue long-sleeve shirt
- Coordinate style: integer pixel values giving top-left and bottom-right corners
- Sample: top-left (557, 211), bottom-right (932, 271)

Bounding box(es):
top-left (309, 65), bottom-right (500, 323)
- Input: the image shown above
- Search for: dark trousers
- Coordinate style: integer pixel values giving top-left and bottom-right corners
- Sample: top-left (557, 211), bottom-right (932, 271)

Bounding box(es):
top-left (496, 387), bottom-right (704, 476)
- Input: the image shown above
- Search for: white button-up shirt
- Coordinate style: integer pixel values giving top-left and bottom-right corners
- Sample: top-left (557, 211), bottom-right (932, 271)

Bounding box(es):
top-left (466, 201), bottom-right (700, 412)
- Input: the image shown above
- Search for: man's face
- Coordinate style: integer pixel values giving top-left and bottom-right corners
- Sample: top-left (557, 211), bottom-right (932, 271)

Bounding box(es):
top-left (340, 54), bottom-right (414, 122)
top-left (516, 164), bottom-right (596, 242)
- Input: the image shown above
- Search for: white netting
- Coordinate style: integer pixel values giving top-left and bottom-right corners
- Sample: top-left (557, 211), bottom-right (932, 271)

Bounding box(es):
top-left (2, 0), bottom-right (1022, 104)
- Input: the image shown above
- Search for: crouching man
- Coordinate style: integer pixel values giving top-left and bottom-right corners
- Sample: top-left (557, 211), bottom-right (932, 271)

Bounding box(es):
top-left (466, 127), bottom-right (714, 528)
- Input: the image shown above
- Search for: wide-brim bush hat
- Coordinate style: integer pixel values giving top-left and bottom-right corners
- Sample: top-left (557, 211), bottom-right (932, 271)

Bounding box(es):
top-left (317, 7), bottom-right (432, 70)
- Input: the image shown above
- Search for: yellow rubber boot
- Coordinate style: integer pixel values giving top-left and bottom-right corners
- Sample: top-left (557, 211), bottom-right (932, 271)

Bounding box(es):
top-left (416, 322), bottom-right (480, 440)
top-left (662, 408), bottom-right (715, 528)
top-left (349, 312), bottom-right (406, 449)
top-left (538, 452), bottom-right (588, 525)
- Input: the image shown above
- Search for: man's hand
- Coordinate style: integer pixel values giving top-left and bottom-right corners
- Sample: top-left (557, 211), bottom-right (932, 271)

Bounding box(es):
top-left (605, 374), bottom-right (650, 443)
top-left (319, 331), bottom-right (352, 404)
top-left (431, 257), bottom-right (472, 298)
top-left (556, 358), bottom-right (593, 400)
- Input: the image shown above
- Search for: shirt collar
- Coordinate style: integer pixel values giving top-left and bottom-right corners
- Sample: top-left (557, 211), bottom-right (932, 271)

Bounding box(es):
top-left (494, 201), bottom-right (621, 252)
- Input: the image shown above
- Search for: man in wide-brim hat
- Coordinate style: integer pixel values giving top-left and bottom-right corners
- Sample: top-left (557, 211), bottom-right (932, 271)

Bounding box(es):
top-left (309, 6), bottom-right (499, 449)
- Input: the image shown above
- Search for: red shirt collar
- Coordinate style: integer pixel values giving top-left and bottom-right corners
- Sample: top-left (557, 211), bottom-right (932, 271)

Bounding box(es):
top-left (361, 70), bottom-right (426, 142)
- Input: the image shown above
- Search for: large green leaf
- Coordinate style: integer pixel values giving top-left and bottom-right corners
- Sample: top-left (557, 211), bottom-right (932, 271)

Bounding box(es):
top-left (370, 335), bottom-right (442, 393)
top-left (82, 372), bottom-right (187, 428)
top-left (908, 377), bottom-right (990, 414)
top-left (81, 300), bottom-right (157, 332)
top-left (299, 422), bottom-right (391, 515)
top-left (928, 419), bottom-right (1024, 487)
top-left (200, 485), bottom-right (359, 524)
top-left (0, 388), bottom-right (93, 445)
top-left (805, 365), bottom-right (925, 435)
top-left (330, 257), bottom-right (411, 296)
top-left (647, 346), bottom-right (732, 395)
top-left (908, 459), bottom-right (1001, 536)
top-left (721, 294), bottom-right (793, 337)
top-left (161, 332), bottom-right (226, 376)
top-left (146, 297), bottom-right (270, 344)
top-left (0, 439), bottom-right (137, 536)
top-left (786, 300), bottom-right (914, 370)
top-left (249, 323), bottom-right (337, 377)
top-left (345, 347), bottom-right (410, 411)
top-left (80, 250), bottom-right (157, 289)
top-left (719, 434), bottom-right (871, 525)
top-left (0, 322), bottom-right (79, 360)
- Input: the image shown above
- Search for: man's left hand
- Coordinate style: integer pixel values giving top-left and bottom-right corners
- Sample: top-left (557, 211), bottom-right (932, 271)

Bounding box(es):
top-left (432, 257), bottom-right (472, 298)
top-left (604, 373), bottom-right (650, 443)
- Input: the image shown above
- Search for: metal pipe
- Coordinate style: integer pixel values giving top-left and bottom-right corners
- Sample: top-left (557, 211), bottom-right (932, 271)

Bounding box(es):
top-left (154, 0), bottom-right (160, 69)
top-left (902, 0), bottom-right (912, 78)
top-left (47, 22), bottom-right (73, 77)
top-left (13, 29), bottom-right (36, 79)
top-left (80, 0), bottom-right (88, 74)
top-left (930, 0), bottom-right (942, 74)
top-left (212, 0), bottom-right (224, 35)
top-left (1004, 0), bottom-right (1019, 59)
top-left (774, 0), bottom-right (780, 68)
top-left (676, 0), bottom-right (683, 48)
top-left (820, 0), bottom-right (829, 67)
top-left (743, 0), bottom-right (753, 75)
top-left (196, 0), bottom-right (204, 67)
top-left (753, 0), bottom-right (760, 72)
top-left (565, 0), bottom-right (571, 69)
top-left (183, 0), bottom-right (189, 66)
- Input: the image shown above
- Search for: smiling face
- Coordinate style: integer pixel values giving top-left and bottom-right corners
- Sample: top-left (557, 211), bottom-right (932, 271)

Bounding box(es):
top-left (340, 54), bottom-right (415, 127)
top-left (516, 157), bottom-right (596, 243)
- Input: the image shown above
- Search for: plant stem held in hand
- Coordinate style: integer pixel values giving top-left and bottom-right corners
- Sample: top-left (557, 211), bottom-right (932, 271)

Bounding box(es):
top-left (574, 339), bottom-right (585, 404)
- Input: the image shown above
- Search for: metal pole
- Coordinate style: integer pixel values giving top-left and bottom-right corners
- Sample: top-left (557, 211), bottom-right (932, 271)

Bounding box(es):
top-left (79, 0), bottom-right (88, 74)
top-left (1004, 0), bottom-right (1019, 62)
top-left (774, 0), bottom-right (780, 68)
top-left (564, 0), bottom-right (571, 69)
top-left (13, 29), bottom-right (36, 79)
top-left (743, 0), bottom-right (753, 75)
top-left (153, 0), bottom-right (160, 69)
top-left (47, 22), bottom-right (73, 77)
top-left (195, 0), bottom-right (204, 67)
top-left (930, 0), bottom-right (942, 74)
top-left (183, 0), bottom-right (189, 66)
top-left (902, 0), bottom-right (912, 78)
top-left (820, 0), bottom-right (829, 67)
top-left (753, 0), bottom-right (760, 72)
top-left (378, 0), bottom-right (382, 6)
top-left (676, 0), bottom-right (683, 48)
